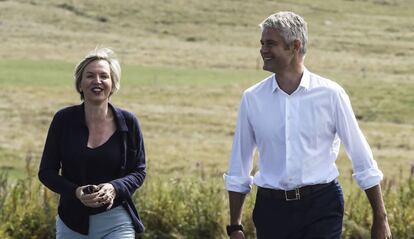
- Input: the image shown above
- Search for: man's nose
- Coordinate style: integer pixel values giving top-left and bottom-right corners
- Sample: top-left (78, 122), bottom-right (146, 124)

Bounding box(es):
top-left (260, 45), bottom-right (268, 54)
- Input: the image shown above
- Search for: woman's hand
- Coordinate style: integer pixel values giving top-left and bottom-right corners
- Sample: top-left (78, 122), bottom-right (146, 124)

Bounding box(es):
top-left (75, 185), bottom-right (102, 208)
top-left (96, 183), bottom-right (117, 210)
top-left (75, 184), bottom-right (116, 209)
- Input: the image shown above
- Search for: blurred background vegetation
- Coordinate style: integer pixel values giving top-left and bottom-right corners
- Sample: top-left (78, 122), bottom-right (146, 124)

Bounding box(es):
top-left (0, 0), bottom-right (413, 238)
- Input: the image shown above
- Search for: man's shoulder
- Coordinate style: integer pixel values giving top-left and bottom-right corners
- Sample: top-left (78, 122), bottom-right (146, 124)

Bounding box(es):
top-left (244, 74), bottom-right (274, 96)
top-left (308, 71), bottom-right (344, 93)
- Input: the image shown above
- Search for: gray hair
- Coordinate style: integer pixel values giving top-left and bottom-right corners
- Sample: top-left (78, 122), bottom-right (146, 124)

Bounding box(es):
top-left (74, 47), bottom-right (121, 100)
top-left (259, 11), bottom-right (308, 56)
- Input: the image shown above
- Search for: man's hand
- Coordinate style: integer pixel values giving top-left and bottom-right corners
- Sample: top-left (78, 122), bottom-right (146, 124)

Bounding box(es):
top-left (371, 215), bottom-right (392, 239)
top-left (230, 230), bottom-right (245, 239)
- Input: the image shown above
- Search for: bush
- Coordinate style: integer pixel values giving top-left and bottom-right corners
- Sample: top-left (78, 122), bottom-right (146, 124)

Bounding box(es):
top-left (0, 171), bottom-right (413, 238)
top-left (136, 177), bottom-right (227, 238)
top-left (0, 175), bottom-right (57, 239)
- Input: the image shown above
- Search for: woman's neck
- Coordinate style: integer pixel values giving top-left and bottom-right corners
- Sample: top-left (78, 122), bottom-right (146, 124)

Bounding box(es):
top-left (84, 101), bottom-right (112, 126)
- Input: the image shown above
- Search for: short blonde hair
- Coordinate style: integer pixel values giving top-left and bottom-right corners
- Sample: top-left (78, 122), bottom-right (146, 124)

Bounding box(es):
top-left (74, 47), bottom-right (121, 100)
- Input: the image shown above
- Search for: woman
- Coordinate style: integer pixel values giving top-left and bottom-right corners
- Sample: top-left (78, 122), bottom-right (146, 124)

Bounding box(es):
top-left (38, 48), bottom-right (146, 238)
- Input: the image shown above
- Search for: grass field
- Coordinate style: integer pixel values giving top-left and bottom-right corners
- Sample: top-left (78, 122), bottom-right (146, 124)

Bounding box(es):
top-left (0, 59), bottom-right (412, 182)
top-left (0, 0), bottom-right (413, 238)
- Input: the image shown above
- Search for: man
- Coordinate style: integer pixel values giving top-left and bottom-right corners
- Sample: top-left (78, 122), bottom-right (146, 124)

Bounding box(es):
top-left (224, 11), bottom-right (391, 239)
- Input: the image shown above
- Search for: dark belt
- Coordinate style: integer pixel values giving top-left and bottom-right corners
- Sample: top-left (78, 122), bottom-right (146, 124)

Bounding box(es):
top-left (258, 179), bottom-right (337, 201)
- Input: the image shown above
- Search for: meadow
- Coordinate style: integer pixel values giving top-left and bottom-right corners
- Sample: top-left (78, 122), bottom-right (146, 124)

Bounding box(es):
top-left (0, 0), bottom-right (413, 238)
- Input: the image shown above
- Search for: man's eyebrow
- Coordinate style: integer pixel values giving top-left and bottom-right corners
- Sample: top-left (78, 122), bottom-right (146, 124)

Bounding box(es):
top-left (261, 39), bottom-right (278, 43)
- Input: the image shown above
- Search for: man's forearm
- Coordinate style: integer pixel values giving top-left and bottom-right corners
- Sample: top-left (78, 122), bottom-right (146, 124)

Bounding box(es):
top-left (365, 184), bottom-right (387, 219)
top-left (228, 191), bottom-right (247, 224)
top-left (365, 184), bottom-right (392, 238)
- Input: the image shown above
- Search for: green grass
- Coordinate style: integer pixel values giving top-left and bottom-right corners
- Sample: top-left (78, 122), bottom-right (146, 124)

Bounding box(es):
top-left (0, 59), bottom-right (269, 87)
top-left (0, 59), bottom-right (413, 182)
top-left (0, 0), bottom-right (413, 238)
top-left (1, 168), bottom-right (413, 239)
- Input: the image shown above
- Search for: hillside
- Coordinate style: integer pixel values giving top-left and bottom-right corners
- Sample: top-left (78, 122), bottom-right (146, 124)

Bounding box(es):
top-left (0, 0), bottom-right (413, 70)
top-left (0, 0), bottom-right (413, 179)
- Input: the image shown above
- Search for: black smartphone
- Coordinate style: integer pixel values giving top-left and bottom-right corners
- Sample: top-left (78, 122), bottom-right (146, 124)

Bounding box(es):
top-left (82, 185), bottom-right (97, 194)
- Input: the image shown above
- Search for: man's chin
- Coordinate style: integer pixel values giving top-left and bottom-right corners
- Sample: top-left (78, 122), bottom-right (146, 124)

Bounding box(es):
top-left (262, 65), bottom-right (275, 73)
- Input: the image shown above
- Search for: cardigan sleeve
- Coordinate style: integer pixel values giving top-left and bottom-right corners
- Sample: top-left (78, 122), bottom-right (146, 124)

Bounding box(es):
top-left (110, 112), bottom-right (146, 200)
top-left (38, 111), bottom-right (79, 198)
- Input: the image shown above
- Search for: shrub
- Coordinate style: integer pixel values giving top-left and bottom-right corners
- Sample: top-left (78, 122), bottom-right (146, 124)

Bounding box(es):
top-left (0, 171), bottom-right (412, 238)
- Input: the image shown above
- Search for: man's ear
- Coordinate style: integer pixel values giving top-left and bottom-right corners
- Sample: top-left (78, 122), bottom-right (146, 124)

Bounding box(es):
top-left (292, 39), bottom-right (302, 53)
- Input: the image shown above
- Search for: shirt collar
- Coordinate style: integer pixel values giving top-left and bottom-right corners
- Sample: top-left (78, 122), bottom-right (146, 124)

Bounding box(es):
top-left (271, 68), bottom-right (311, 93)
top-left (300, 68), bottom-right (310, 90)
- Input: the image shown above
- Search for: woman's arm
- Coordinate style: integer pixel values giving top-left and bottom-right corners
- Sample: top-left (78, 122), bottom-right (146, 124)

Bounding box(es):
top-left (38, 111), bottom-right (78, 197)
top-left (110, 113), bottom-right (146, 199)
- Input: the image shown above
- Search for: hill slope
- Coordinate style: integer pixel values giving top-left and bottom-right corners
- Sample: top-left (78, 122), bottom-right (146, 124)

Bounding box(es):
top-left (0, 0), bottom-right (413, 71)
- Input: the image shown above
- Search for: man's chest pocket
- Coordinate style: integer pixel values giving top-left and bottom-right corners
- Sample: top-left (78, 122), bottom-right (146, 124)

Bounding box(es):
top-left (298, 112), bottom-right (319, 148)
top-left (298, 105), bottom-right (334, 149)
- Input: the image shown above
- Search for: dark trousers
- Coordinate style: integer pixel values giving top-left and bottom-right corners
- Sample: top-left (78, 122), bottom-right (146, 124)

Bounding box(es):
top-left (253, 181), bottom-right (344, 239)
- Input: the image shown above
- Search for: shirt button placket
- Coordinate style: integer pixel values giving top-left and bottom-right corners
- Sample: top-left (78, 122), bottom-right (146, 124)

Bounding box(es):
top-left (285, 96), bottom-right (292, 181)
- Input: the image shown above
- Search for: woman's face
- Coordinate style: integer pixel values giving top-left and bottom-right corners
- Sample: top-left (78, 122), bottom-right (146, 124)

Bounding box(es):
top-left (80, 60), bottom-right (113, 105)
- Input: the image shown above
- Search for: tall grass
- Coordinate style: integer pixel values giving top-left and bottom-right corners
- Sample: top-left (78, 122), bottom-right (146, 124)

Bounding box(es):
top-left (0, 154), bottom-right (413, 238)
top-left (343, 176), bottom-right (414, 239)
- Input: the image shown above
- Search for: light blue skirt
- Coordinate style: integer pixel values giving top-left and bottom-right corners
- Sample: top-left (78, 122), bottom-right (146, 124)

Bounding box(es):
top-left (56, 206), bottom-right (135, 239)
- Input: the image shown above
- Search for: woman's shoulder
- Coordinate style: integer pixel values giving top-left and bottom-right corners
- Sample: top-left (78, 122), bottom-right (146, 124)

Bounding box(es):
top-left (111, 105), bottom-right (141, 129)
top-left (111, 105), bottom-right (135, 120)
top-left (54, 104), bottom-right (83, 118)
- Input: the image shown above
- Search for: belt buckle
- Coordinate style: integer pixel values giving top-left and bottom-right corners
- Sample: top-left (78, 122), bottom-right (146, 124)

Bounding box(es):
top-left (285, 188), bottom-right (301, 201)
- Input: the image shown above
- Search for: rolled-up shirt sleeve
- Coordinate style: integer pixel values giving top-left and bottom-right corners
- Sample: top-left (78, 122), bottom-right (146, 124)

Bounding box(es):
top-left (334, 88), bottom-right (383, 190)
top-left (224, 92), bottom-right (255, 193)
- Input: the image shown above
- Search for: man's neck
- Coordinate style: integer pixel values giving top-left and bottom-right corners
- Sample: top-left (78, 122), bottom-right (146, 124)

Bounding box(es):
top-left (275, 64), bottom-right (305, 95)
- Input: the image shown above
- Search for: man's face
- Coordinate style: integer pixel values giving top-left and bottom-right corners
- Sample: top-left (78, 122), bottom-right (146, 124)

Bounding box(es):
top-left (260, 28), bottom-right (294, 74)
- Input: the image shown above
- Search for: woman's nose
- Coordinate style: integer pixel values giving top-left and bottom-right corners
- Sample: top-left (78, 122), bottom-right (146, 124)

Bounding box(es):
top-left (92, 75), bottom-right (102, 83)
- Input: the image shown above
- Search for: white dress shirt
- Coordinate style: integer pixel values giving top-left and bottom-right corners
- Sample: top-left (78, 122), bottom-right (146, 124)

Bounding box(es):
top-left (224, 68), bottom-right (383, 193)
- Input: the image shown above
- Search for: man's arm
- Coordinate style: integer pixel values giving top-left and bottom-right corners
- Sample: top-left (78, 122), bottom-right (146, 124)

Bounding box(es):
top-left (225, 92), bottom-right (255, 238)
top-left (228, 191), bottom-right (247, 238)
top-left (365, 184), bottom-right (392, 239)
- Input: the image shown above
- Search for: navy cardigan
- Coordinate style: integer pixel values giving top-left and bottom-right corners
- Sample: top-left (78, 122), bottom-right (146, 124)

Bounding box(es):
top-left (38, 103), bottom-right (146, 235)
